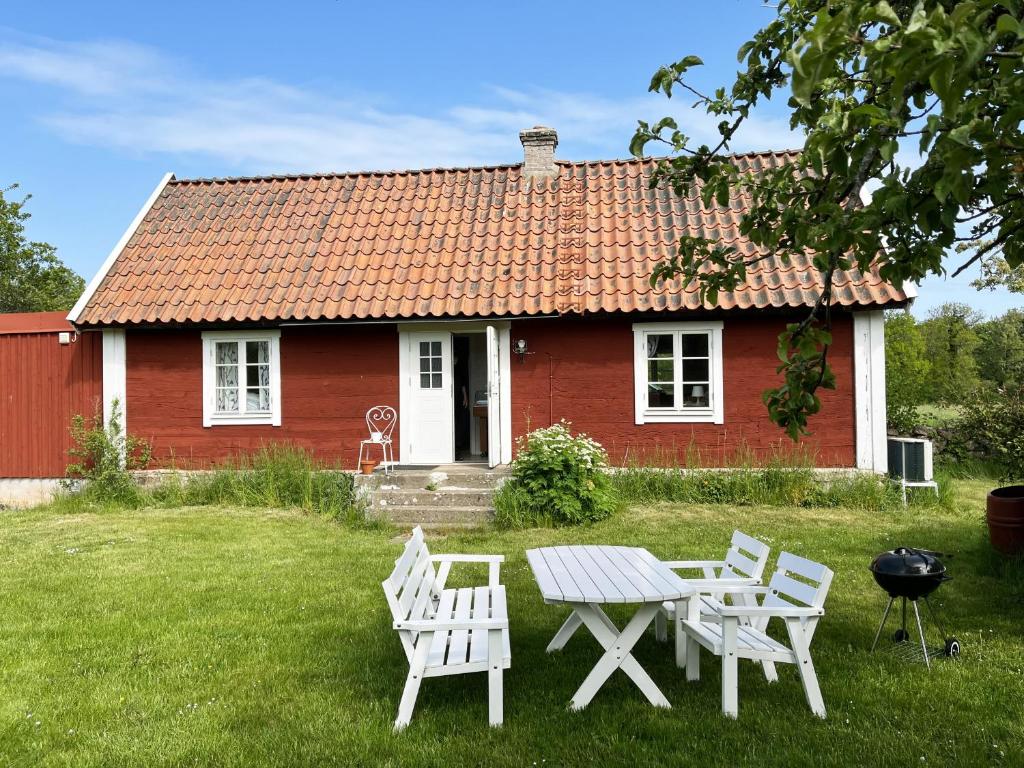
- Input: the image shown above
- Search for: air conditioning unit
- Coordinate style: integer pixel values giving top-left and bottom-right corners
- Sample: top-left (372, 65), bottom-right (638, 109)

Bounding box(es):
top-left (887, 437), bottom-right (934, 483)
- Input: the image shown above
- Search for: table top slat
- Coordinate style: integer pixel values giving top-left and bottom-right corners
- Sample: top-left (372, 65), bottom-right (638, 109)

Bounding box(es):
top-left (526, 545), bottom-right (693, 605)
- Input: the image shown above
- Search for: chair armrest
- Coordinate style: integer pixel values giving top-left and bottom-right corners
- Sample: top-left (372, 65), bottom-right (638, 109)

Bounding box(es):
top-left (717, 605), bottom-right (824, 618)
top-left (663, 560), bottom-right (726, 570)
top-left (431, 554), bottom-right (505, 564)
top-left (701, 584), bottom-right (769, 596)
top-left (431, 553), bottom-right (504, 589)
top-left (395, 617), bottom-right (509, 631)
top-left (679, 577), bottom-right (760, 591)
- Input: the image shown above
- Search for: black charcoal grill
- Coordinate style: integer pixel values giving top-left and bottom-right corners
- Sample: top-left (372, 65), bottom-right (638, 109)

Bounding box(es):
top-left (869, 547), bottom-right (960, 667)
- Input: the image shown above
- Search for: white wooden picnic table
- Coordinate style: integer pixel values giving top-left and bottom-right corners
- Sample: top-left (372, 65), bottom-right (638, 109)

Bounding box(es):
top-left (525, 545), bottom-right (695, 710)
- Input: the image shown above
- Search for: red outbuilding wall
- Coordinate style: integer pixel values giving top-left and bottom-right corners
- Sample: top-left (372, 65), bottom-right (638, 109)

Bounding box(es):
top-left (0, 313), bottom-right (103, 478)
top-left (124, 313), bottom-right (856, 469)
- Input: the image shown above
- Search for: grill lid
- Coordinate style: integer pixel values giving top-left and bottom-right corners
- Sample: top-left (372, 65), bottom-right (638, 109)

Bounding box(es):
top-left (870, 547), bottom-right (946, 577)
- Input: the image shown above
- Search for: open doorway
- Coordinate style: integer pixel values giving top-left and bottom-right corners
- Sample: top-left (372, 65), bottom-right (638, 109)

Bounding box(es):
top-left (453, 334), bottom-right (487, 462)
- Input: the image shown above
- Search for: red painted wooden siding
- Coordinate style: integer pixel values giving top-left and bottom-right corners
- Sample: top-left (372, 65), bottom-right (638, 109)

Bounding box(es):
top-left (126, 325), bottom-right (401, 468)
top-left (125, 314), bottom-right (856, 469)
top-left (0, 330), bottom-right (103, 477)
top-left (508, 315), bottom-right (856, 467)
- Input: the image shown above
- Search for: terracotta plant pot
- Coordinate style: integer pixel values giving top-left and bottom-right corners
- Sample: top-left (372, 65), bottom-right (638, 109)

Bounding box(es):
top-left (986, 485), bottom-right (1024, 555)
top-left (359, 459), bottom-right (378, 475)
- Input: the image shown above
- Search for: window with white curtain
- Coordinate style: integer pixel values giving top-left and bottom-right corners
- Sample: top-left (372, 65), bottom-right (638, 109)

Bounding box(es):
top-left (632, 322), bottom-right (724, 424)
top-left (201, 330), bottom-right (281, 426)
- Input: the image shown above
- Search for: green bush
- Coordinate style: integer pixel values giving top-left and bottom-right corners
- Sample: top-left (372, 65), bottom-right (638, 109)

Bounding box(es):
top-left (494, 422), bottom-right (619, 528)
top-left (65, 399), bottom-right (151, 506)
top-left (945, 385), bottom-right (1024, 482)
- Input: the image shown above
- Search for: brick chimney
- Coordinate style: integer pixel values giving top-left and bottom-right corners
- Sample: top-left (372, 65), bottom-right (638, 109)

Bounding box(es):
top-left (519, 126), bottom-right (558, 179)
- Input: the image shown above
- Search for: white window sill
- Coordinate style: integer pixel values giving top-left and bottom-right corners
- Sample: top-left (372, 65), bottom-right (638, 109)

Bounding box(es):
top-left (205, 414), bottom-right (278, 427)
top-left (639, 410), bottom-right (722, 425)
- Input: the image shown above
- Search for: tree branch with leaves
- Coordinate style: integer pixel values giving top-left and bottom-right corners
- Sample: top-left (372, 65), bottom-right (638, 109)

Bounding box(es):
top-left (632, 0), bottom-right (1024, 438)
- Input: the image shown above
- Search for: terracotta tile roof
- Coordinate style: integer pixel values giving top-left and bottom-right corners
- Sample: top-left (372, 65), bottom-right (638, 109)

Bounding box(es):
top-left (0, 311), bottom-right (74, 335)
top-left (75, 151), bottom-right (908, 326)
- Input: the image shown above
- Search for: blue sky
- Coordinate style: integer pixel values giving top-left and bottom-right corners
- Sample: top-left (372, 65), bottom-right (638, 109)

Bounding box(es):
top-left (2, 1), bottom-right (1017, 318)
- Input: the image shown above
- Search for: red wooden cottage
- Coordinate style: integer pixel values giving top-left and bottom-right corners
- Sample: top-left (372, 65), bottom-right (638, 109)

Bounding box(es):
top-left (23, 127), bottom-right (908, 484)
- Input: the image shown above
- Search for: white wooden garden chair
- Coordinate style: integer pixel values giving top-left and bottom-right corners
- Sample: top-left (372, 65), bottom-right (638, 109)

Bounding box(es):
top-left (654, 530), bottom-right (771, 641)
top-left (358, 405), bottom-right (397, 475)
top-left (382, 526), bottom-right (510, 730)
top-left (675, 552), bottom-right (834, 719)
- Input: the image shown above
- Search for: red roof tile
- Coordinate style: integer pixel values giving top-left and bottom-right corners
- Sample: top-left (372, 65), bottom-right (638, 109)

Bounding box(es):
top-left (75, 152), bottom-right (907, 326)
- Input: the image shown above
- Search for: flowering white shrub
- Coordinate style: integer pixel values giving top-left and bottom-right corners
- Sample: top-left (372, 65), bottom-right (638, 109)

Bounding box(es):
top-left (495, 421), bottom-right (618, 527)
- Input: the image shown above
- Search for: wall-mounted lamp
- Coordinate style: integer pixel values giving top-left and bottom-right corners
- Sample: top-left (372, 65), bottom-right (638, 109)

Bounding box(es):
top-left (514, 338), bottom-right (529, 363)
top-left (58, 332), bottom-right (72, 345)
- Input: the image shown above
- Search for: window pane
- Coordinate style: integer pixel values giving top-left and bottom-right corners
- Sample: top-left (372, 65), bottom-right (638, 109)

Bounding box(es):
top-left (683, 383), bottom-right (710, 407)
top-left (681, 333), bottom-right (708, 357)
top-left (683, 358), bottom-right (709, 382)
top-left (215, 342), bottom-right (238, 365)
top-left (430, 341), bottom-right (441, 356)
top-left (419, 357), bottom-right (430, 373)
top-left (431, 357), bottom-right (442, 372)
top-left (647, 359), bottom-right (674, 382)
top-left (246, 388), bottom-right (267, 411)
top-left (432, 373), bottom-right (442, 388)
top-left (246, 340), bottom-right (269, 364)
top-left (647, 383), bottom-right (674, 408)
top-left (646, 334), bottom-right (673, 358)
top-left (216, 365), bottom-right (238, 388)
top-left (259, 388), bottom-right (270, 411)
top-left (419, 341), bottom-right (430, 356)
top-left (246, 365), bottom-right (262, 387)
top-left (216, 388), bottom-right (239, 413)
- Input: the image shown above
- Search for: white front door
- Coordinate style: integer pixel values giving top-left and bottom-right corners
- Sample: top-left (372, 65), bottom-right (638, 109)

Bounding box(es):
top-left (401, 331), bottom-right (454, 464)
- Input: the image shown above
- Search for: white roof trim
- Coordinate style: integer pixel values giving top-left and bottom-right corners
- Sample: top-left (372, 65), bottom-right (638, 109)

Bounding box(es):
top-left (68, 172), bottom-right (175, 325)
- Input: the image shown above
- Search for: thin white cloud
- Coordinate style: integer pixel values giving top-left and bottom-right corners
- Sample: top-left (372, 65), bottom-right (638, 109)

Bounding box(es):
top-left (1, 33), bottom-right (797, 174)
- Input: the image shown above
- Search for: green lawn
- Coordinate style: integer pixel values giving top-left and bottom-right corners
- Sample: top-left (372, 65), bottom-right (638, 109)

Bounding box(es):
top-left (1, 481), bottom-right (1021, 767)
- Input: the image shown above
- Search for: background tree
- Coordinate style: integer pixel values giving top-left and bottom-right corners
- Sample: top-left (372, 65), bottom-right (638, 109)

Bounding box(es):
top-left (884, 310), bottom-right (932, 432)
top-left (975, 309), bottom-right (1024, 389)
top-left (920, 302), bottom-right (983, 403)
top-left (0, 184), bottom-right (84, 313)
top-left (632, 0), bottom-right (1024, 438)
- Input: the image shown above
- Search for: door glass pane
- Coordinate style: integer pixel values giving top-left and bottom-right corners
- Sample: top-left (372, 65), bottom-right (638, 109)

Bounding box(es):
top-left (420, 373), bottom-right (431, 388)
top-left (420, 358), bottom-right (430, 373)
top-left (430, 341), bottom-right (441, 356)
top-left (681, 333), bottom-right (708, 357)
top-left (431, 357), bottom-right (442, 372)
top-left (419, 341), bottom-right (430, 356)
top-left (683, 358), bottom-right (709, 382)
top-left (417, 338), bottom-right (443, 389)
top-left (646, 334), bottom-right (673, 358)
top-left (432, 373), bottom-right (442, 388)
top-left (647, 383), bottom-right (674, 408)
top-left (683, 383), bottom-right (710, 407)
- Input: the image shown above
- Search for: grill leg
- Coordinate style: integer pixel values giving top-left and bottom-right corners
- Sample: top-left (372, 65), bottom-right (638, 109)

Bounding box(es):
top-left (912, 600), bottom-right (931, 670)
top-left (901, 597), bottom-right (907, 637)
top-left (871, 597), bottom-right (895, 652)
top-left (922, 596), bottom-right (949, 639)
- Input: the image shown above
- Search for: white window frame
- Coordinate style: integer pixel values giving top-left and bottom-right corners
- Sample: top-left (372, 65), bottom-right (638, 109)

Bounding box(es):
top-left (201, 330), bottom-right (282, 427)
top-left (632, 321), bottom-right (724, 425)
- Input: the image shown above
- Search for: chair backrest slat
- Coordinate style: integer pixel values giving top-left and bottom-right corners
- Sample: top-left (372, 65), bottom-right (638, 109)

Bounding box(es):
top-left (720, 530), bottom-right (770, 581)
top-left (383, 527), bottom-right (438, 625)
top-left (763, 551), bottom-right (834, 611)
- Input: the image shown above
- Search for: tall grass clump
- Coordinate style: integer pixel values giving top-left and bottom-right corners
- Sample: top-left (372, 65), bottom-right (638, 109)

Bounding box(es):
top-left (155, 444), bottom-right (360, 520)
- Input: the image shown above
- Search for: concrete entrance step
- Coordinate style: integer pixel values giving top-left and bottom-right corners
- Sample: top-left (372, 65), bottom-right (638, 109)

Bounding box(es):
top-left (371, 488), bottom-right (495, 508)
top-left (369, 505), bottom-right (494, 526)
top-left (355, 465), bottom-right (509, 491)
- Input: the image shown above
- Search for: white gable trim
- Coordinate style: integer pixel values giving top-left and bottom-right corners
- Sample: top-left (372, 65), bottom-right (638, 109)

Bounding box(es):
top-left (68, 172), bottom-right (175, 325)
top-left (853, 310), bottom-right (887, 473)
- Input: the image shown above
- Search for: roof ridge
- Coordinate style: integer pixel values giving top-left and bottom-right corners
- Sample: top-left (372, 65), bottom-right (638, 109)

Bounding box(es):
top-left (167, 149), bottom-right (804, 186)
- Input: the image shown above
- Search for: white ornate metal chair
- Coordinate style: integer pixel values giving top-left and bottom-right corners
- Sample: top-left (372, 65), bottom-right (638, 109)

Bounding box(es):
top-left (358, 405), bottom-right (397, 475)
